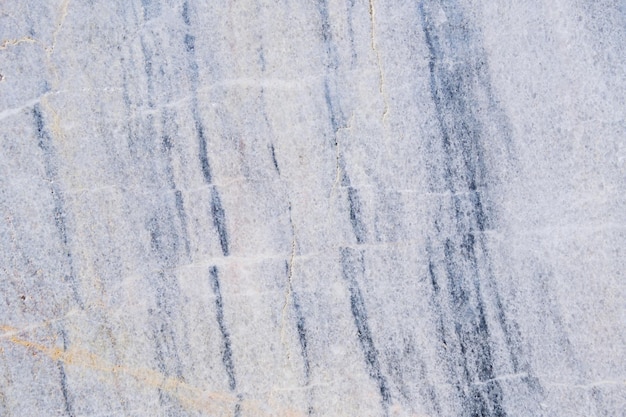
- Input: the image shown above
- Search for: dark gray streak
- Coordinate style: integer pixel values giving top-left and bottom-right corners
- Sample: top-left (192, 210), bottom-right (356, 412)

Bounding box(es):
top-left (210, 187), bottom-right (229, 257)
top-left (209, 266), bottom-right (237, 392)
top-left (341, 247), bottom-right (391, 413)
top-left (418, 1), bottom-right (541, 416)
top-left (32, 106), bottom-right (84, 310)
top-left (182, 3), bottom-right (231, 258)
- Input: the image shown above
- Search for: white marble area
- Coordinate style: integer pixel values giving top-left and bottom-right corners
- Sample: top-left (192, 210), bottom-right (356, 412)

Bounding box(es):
top-left (0, 0), bottom-right (625, 416)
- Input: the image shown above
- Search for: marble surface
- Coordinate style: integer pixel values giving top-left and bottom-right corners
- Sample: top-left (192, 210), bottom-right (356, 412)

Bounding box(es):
top-left (1, 1), bottom-right (625, 416)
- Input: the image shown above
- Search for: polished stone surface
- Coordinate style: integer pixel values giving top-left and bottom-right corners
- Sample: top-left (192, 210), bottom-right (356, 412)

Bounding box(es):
top-left (1, 1), bottom-right (625, 416)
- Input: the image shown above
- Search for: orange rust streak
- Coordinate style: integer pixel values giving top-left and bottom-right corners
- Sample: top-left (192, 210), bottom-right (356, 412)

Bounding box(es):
top-left (2, 328), bottom-right (233, 414)
top-left (1, 326), bottom-right (307, 416)
top-left (0, 37), bottom-right (37, 50)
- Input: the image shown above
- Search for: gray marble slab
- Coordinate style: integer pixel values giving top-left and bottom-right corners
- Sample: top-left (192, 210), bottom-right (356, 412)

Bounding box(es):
top-left (1, 1), bottom-right (625, 416)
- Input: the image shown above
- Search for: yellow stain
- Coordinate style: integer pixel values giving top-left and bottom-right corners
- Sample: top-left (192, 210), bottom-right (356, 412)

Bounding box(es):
top-left (1, 325), bottom-right (307, 416)
top-left (0, 37), bottom-right (37, 50)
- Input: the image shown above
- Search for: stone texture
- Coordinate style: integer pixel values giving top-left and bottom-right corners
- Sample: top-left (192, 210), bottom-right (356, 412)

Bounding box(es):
top-left (1, 1), bottom-right (625, 416)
